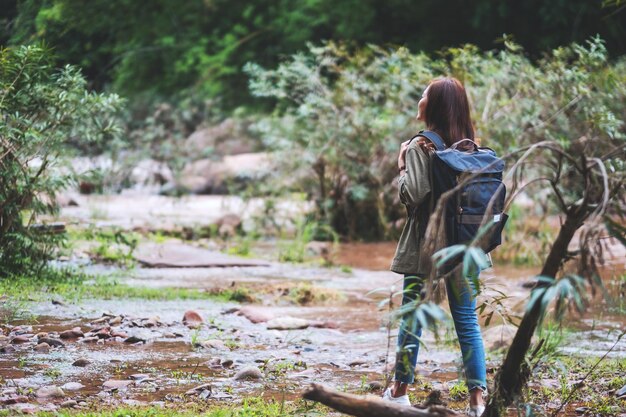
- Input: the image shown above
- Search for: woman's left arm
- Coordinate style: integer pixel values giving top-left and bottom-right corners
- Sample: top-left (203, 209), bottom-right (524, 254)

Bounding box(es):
top-left (398, 145), bottom-right (431, 208)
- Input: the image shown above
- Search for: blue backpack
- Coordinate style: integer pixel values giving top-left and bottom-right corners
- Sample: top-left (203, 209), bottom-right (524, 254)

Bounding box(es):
top-left (414, 130), bottom-right (508, 264)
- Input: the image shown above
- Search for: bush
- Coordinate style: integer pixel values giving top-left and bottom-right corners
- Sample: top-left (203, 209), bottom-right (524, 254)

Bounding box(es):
top-left (0, 45), bottom-right (124, 277)
top-left (246, 38), bottom-right (625, 240)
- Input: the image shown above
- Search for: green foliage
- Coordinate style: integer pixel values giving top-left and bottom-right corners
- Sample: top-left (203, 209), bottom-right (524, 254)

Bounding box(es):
top-left (248, 37), bottom-right (625, 240)
top-left (6, 0), bottom-right (625, 108)
top-left (0, 45), bottom-right (123, 276)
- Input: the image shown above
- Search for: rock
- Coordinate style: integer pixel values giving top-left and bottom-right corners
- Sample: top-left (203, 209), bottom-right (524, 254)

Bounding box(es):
top-left (0, 395), bottom-right (28, 405)
top-left (233, 366), bottom-right (263, 381)
top-left (35, 386), bottom-right (65, 398)
top-left (60, 329), bottom-right (84, 339)
top-left (348, 360), bottom-right (366, 367)
top-left (61, 382), bottom-right (84, 391)
top-left (124, 336), bottom-right (146, 344)
top-left (38, 337), bottom-right (64, 348)
top-left (109, 316), bottom-right (123, 326)
top-left (103, 380), bottom-right (133, 390)
top-left (129, 374), bottom-right (150, 381)
top-left (51, 299), bottom-right (66, 306)
top-left (9, 403), bottom-right (38, 414)
top-left (201, 339), bottom-right (227, 350)
top-left (143, 317), bottom-right (160, 327)
top-left (129, 159), bottom-right (174, 188)
top-left (266, 317), bottom-right (309, 330)
top-left (214, 214), bottom-right (242, 237)
top-left (60, 400), bottom-right (77, 408)
top-left (0, 345), bottom-right (16, 354)
top-left (185, 383), bottom-right (212, 396)
top-left (221, 359), bottom-right (234, 368)
top-left (110, 330), bottom-right (128, 338)
top-left (91, 316), bottom-right (109, 325)
top-left (186, 119), bottom-right (255, 156)
top-left (309, 320), bottom-right (339, 329)
top-left (367, 381), bottom-right (384, 392)
top-left (79, 336), bottom-right (99, 344)
top-left (237, 306), bottom-right (275, 324)
top-left (10, 335), bottom-right (31, 344)
top-left (179, 153), bottom-right (270, 194)
top-left (182, 310), bottom-right (204, 327)
top-left (34, 343), bottom-right (50, 353)
top-left (35, 332), bottom-right (48, 339)
top-left (617, 384), bottom-right (626, 398)
top-left (72, 358), bottom-right (91, 367)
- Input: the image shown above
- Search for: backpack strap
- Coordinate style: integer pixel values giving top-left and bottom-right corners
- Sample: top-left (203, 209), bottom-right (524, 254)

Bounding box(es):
top-left (416, 130), bottom-right (446, 151)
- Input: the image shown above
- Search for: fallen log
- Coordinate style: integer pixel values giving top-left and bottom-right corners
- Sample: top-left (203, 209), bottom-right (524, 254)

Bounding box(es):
top-left (302, 383), bottom-right (463, 417)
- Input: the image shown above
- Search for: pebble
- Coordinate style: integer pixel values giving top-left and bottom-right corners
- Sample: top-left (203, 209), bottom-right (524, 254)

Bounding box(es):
top-left (61, 382), bottom-right (84, 391)
top-left (11, 335), bottom-right (31, 344)
top-left (0, 345), bottom-right (16, 354)
top-left (182, 310), bottom-right (204, 327)
top-left (266, 317), bottom-right (309, 330)
top-left (60, 329), bottom-right (84, 339)
top-left (72, 358), bottom-right (91, 367)
top-left (60, 400), bottom-right (78, 408)
top-left (221, 359), bottom-right (234, 368)
top-left (185, 383), bottom-right (213, 395)
top-left (38, 337), bottom-right (65, 348)
top-left (102, 380), bottom-right (133, 390)
top-left (367, 381), bottom-right (383, 391)
top-left (0, 395), bottom-right (28, 405)
top-left (129, 374), bottom-right (150, 381)
top-left (124, 336), bottom-right (146, 344)
top-left (616, 383), bottom-right (626, 397)
top-left (79, 336), bottom-right (99, 344)
top-left (201, 339), bottom-right (227, 350)
top-left (237, 306), bottom-right (274, 324)
top-left (34, 343), bottom-right (50, 353)
top-left (233, 366), bottom-right (263, 381)
top-left (35, 386), bottom-right (65, 398)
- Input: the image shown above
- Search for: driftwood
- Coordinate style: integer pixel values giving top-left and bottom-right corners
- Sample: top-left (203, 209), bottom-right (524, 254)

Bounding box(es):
top-left (302, 383), bottom-right (464, 417)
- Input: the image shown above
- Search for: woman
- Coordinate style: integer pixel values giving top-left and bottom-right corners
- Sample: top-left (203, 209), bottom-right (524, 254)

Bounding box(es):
top-left (382, 77), bottom-right (486, 417)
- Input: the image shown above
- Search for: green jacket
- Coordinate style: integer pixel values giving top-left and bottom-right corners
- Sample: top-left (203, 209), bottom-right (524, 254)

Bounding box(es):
top-left (390, 141), bottom-right (433, 275)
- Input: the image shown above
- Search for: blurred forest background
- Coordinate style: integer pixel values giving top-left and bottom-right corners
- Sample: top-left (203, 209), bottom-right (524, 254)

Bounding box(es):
top-left (1, 0), bottom-right (625, 272)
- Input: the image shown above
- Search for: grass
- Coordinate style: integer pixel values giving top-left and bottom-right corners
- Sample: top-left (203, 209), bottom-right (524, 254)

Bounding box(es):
top-left (523, 354), bottom-right (626, 416)
top-left (22, 397), bottom-right (333, 417)
top-left (0, 268), bottom-right (249, 303)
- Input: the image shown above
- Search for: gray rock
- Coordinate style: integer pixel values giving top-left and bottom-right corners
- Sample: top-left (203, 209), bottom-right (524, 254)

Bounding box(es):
top-left (72, 358), bottom-right (90, 367)
top-left (185, 383), bottom-right (212, 396)
top-left (129, 374), bottom-right (150, 381)
top-left (233, 366), bottom-right (263, 381)
top-left (34, 343), bottom-right (50, 353)
top-left (60, 400), bottom-right (78, 408)
top-left (103, 380), bottom-right (133, 390)
top-left (35, 386), bottom-right (65, 398)
top-left (0, 345), bottom-right (16, 354)
top-left (266, 317), bottom-right (309, 330)
top-left (61, 382), bottom-right (84, 391)
top-left (38, 337), bottom-right (65, 348)
top-left (616, 384), bottom-right (626, 398)
top-left (201, 339), bottom-right (227, 350)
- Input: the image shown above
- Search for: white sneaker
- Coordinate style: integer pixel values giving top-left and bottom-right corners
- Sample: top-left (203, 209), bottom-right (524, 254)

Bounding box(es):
top-left (467, 404), bottom-right (485, 417)
top-left (382, 387), bottom-right (411, 407)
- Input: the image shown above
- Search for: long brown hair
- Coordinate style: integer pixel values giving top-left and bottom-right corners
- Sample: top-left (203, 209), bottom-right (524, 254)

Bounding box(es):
top-left (423, 77), bottom-right (474, 148)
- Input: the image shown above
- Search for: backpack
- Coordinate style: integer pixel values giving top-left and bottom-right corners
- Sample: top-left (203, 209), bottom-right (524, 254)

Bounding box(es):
top-left (414, 130), bottom-right (508, 271)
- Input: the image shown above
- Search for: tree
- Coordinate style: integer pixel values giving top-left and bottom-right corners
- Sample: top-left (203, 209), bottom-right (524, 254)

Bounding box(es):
top-left (0, 45), bottom-right (123, 276)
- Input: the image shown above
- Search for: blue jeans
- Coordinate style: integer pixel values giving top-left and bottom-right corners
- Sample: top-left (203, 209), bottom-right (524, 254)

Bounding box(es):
top-left (394, 272), bottom-right (487, 391)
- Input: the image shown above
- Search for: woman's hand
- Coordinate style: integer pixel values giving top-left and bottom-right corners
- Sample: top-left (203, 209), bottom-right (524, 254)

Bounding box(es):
top-left (398, 140), bottom-right (410, 170)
